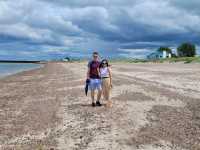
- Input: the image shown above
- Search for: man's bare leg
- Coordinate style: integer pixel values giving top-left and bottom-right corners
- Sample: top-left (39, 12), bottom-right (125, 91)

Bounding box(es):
top-left (91, 90), bottom-right (95, 104)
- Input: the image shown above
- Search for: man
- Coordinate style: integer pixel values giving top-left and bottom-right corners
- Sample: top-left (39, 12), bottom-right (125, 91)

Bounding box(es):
top-left (87, 52), bottom-right (102, 107)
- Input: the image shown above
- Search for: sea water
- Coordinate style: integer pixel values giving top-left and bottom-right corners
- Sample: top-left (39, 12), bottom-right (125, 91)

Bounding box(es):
top-left (0, 63), bottom-right (42, 78)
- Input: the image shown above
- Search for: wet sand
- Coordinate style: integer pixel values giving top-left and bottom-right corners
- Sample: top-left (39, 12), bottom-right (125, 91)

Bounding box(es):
top-left (0, 62), bottom-right (200, 150)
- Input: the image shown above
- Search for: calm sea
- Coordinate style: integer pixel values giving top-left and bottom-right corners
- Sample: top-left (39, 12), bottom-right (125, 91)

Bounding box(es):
top-left (0, 63), bottom-right (42, 78)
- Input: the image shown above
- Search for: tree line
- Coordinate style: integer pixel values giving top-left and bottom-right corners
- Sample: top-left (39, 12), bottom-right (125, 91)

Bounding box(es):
top-left (158, 42), bottom-right (197, 57)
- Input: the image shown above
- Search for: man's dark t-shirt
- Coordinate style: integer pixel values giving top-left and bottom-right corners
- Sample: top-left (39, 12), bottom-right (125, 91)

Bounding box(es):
top-left (88, 61), bottom-right (100, 79)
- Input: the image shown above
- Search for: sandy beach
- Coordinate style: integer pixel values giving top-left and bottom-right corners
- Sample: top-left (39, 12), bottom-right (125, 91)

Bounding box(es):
top-left (0, 62), bottom-right (200, 150)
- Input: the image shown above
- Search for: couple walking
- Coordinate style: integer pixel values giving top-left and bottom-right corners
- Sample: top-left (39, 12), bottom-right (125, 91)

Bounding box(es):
top-left (86, 52), bottom-right (112, 107)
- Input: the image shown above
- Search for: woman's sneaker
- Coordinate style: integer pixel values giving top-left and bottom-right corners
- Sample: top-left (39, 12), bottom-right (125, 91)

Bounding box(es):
top-left (96, 101), bottom-right (102, 106)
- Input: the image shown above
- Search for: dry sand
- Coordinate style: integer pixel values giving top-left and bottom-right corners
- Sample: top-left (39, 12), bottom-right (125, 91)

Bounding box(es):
top-left (0, 62), bottom-right (200, 150)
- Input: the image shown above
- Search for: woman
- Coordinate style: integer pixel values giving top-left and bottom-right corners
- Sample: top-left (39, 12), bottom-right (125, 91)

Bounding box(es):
top-left (99, 59), bottom-right (113, 107)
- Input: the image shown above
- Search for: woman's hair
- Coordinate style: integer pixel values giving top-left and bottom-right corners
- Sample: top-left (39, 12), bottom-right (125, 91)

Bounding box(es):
top-left (99, 59), bottom-right (109, 68)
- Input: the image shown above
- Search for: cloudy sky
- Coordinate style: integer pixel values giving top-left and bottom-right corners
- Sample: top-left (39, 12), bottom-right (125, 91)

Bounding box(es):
top-left (0, 0), bottom-right (200, 60)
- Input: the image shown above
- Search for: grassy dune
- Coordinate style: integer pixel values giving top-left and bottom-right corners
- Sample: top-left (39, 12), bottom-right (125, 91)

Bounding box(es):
top-left (165, 56), bottom-right (200, 63)
top-left (109, 56), bottom-right (200, 64)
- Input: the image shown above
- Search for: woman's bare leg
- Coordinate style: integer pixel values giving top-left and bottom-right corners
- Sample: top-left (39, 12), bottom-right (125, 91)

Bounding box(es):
top-left (97, 89), bottom-right (102, 102)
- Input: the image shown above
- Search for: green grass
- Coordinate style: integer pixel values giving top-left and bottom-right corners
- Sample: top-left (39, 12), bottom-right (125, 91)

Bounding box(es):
top-left (164, 57), bottom-right (200, 63)
top-left (192, 57), bottom-right (200, 63)
top-left (109, 56), bottom-right (200, 64)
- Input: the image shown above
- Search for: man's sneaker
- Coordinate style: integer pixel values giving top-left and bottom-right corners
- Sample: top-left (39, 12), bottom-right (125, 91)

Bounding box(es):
top-left (96, 101), bottom-right (102, 106)
top-left (92, 102), bottom-right (95, 107)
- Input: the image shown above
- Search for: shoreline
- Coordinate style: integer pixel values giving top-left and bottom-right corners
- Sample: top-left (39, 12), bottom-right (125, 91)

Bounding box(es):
top-left (0, 60), bottom-right (43, 63)
top-left (0, 63), bottom-right (45, 79)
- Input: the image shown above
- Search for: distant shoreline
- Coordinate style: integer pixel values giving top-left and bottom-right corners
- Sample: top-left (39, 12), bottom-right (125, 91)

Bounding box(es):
top-left (0, 63), bottom-right (44, 79)
top-left (0, 60), bottom-right (44, 64)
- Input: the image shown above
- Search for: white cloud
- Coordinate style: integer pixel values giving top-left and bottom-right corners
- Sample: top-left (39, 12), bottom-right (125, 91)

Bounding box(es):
top-left (0, 0), bottom-right (200, 59)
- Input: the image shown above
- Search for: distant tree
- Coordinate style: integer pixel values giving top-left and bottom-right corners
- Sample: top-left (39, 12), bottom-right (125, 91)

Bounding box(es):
top-left (158, 47), bottom-right (172, 53)
top-left (177, 42), bottom-right (196, 57)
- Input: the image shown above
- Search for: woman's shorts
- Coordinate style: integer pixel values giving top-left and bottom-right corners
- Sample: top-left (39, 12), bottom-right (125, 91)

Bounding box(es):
top-left (89, 79), bottom-right (102, 90)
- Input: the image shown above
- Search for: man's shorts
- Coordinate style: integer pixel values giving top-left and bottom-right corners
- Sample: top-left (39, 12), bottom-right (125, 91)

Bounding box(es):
top-left (89, 79), bottom-right (102, 91)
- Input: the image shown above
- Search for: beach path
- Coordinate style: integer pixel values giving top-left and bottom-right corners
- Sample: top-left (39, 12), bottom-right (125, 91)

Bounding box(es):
top-left (0, 62), bottom-right (200, 150)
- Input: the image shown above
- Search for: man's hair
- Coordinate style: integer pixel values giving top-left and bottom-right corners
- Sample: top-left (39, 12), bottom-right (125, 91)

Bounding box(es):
top-left (93, 51), bottom-right (99, 55)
